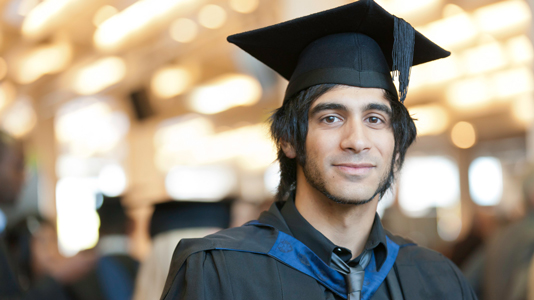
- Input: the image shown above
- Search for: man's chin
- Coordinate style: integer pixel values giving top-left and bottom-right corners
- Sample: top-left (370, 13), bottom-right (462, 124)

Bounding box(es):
top-left (321, 190), bottom-right (377, 206)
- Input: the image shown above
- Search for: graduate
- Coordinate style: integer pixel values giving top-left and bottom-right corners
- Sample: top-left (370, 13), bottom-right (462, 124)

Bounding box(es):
top-left (161, 0), bottom-right (477, 299)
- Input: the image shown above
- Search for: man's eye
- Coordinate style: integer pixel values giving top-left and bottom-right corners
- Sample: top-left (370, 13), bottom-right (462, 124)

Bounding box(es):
top-left (323, 116), bottom-right (340, 123)
top-left (368, 116), bottom-right (383, 124)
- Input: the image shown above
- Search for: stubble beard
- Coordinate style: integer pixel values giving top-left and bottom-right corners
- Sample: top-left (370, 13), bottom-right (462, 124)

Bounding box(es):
top-left (302, 155), bottom-right (395, 206)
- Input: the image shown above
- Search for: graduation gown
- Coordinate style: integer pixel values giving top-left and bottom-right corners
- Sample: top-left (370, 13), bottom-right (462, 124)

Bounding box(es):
top-left (161, 202), bottom-right (476, 300)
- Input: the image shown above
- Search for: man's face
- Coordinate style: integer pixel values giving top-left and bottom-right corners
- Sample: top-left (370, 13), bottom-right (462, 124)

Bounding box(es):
top-left (0, 143), bottom-right (25, 205)
top-left (299, 86), bottom-right (395, 205)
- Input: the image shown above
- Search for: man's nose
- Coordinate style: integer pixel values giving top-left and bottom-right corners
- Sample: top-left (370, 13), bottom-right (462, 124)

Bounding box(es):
top-left (339, 120), bottom-right (371, 153)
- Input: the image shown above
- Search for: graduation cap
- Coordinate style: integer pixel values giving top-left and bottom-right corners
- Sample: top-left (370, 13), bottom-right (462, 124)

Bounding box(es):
top-left (97, 196), bottom-right (129, 236)
top-left (227, 0), bottom-right (450, 103)
top-left (149, 200), bottom-right (232, 238)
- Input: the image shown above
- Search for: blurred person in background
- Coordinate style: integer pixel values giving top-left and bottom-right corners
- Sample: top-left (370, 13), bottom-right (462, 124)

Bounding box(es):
top-left (0, 131), bottom-right (94, 299)
top-left (66, 197), bottom-right (139, 300)
top-left (465, 167), bottom-right (534, 300)
top-left (133, 200), bottom-right (231, 300)
top-left (161, 1), bottom-right (476, 299)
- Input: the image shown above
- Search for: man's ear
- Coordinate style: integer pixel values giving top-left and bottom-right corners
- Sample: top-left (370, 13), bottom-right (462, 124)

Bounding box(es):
top-left (281, 141), bottom-right (297, 159)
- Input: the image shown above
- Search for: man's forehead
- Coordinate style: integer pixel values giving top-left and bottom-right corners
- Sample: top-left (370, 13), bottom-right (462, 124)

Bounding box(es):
top-left (311, 86), bottom-right (391, 110)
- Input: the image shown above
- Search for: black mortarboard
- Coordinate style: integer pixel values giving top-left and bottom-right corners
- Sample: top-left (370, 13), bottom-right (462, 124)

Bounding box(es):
top-left (97, 196), bottom-right (129, 236)
top-left (149, 200), bottom-right (231, 238)
top-left (227, 0), bottom-right (450, 103)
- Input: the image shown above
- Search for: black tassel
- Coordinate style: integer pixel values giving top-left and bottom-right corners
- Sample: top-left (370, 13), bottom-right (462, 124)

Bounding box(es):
top-left (392, 17), bottom-right (415, 104)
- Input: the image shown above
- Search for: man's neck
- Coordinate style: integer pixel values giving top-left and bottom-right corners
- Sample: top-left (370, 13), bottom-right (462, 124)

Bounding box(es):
top-left (294, 183), bottom-right (378, 260)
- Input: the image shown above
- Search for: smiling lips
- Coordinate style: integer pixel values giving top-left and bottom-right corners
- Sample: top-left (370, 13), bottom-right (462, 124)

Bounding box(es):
top-left (333, 163), bottom-right (375, 176)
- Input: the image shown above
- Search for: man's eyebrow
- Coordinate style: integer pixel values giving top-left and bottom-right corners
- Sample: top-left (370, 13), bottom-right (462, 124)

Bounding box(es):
top-left (364, 103), bottom-right (392, 116)
top-left (310, 102), bottom-right (348, 116)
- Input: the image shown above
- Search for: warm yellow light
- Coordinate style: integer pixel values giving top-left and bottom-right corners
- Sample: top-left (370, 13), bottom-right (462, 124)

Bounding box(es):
top-left (442, 3), bottom-right (464, 18)
top-left (94, 0), bottom-right (194, 52)
top-left (169, 18), bottom-right (198, 43)
top-left (375, 0), bottom-right (441, 18)
top-left (408, 104), bottom-right (449, 136)
top-left (491, 67), bottom-right (534, 99)
top-left (22, 0), bottom-right (87, 39)
top-left (154, 115), bottom-right (215, 172)
top-left (230, 0), bottom-right (260, 14)
top-left (55, 97), bottom-right (130, 157)
top-left (0, 82), bottom-right (16, 113)
top-left (512, 94), bottom-right (534, 125)
top-left (506, 35), bottom-right (534, 64)
top-left (73, 57), bottom-right (126, 95)
top-left (198, 4), bottom-right (227, 29)
top-left (447, 76), bottom-right (491, 110)
top-left (474, 0), bottom-right (531, 36)
top-left (421, 53), bottom-right (461, 85)
top-left (188, 74), bottom-right (262, 114)
top-left (417, 12), bottom-right (477, 50)
top-left (93, 5), bottom-right (118, 27)
top-left (462, 42), bottom-right (507, 75)
top-left (1, 97), bottom-right (37, 138)
top-left (155, 119), bottom-right (276, 172)
top-left (451, 121), bottom-right (476, 149)
top-left (151, 66), bottom-right (193, 98)
top-left (16, 41), bottom-right (72, 84)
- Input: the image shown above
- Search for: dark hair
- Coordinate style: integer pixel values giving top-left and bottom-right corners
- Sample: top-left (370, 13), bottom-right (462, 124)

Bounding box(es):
top-left (269, 84), bottom-right (417, 202)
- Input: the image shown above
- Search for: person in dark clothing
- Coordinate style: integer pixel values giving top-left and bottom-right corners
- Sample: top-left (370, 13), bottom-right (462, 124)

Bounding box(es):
top-left (463, 168), bottom-right (534, 300)
top-left (134, 200), bottom-right (232, 300)
top-left (0, 131), bottom-right (92, 300)
top-left (66, 197), bottom-right (139, 300)
top-left (161, 1), bottom-right (477, 299)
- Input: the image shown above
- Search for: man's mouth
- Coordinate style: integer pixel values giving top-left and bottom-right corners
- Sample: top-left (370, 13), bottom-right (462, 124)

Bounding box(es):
top-left (333, 163), bottom-right (375, 176)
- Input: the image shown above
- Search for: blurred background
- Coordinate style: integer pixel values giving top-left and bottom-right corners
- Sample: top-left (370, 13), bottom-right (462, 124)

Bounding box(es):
top-left (0, 0), bottom-right (533, 298)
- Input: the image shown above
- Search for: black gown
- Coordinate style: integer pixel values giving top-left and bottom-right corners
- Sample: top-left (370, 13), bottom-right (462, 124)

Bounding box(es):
top-left (161, 201), bottom-right (477, 300)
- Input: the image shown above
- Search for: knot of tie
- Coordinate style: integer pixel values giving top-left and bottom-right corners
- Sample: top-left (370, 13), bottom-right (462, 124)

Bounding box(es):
top-left (330, 250), bottom-right (372, 300)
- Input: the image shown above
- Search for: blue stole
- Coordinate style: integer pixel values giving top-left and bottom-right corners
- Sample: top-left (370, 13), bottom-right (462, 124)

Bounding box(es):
top-left (233, 221), bottom-right (400, 300)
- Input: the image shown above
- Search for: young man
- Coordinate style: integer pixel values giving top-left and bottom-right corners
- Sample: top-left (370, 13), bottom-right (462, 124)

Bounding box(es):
top-left (161, 1), bottom-right (477, 299)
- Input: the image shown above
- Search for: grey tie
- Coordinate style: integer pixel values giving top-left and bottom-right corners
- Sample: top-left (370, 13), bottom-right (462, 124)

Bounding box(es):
top-left (330, 250), bottom-right (372, 300)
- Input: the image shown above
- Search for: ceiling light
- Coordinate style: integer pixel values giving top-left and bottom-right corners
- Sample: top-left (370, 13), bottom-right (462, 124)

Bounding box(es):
top-left (447, 76), bottom-right (491, 110)
top-left (169, 18), bottom-right (198, 43)
top-left (22, 0), bottom-right (91, 39)
top-left (511, 94), bottom-right (534, 125)
top-left (417, 12), bottom-right (477, 50)
top-left (408, 104), bottom-right (449, 136)
top-left (451, 121), bottom-right (476, 149)
top-left (230, 0), bottom-right (260, 14)
top-left (188, 74), bottom-right (262, 114)
top-left (93, 5), bottom-right (118, 27)
top-left (1, 96), bottom-right (37, 138)
top-left (474, 0), bottom-right (531, 36)
top-left (491, 67), bottom-right (534, 99)
top-left (151, 66), bottom-right (193, 98)
top-left (462, 42), bottom-right (507, 75)
top-left (16, 41), bottom-right (72, 84)
top-left (73, 57), bottom-right (126, 95)
top-left (505, 35), bottom-right (534, 64)
top-left (198, 4), bottom-right (227, 29)
top-left (94, 0), bottom-right (194, 52)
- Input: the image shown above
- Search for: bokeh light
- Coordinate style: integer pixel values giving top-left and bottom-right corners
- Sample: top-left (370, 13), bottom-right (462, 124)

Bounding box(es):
top-left (451, 121), bottom-right (476, 149)
top-left (198, 4), bottom-right (227, 29)
top-left (399, 156), bottom-right (460, 217)
top-left (169, 18), bottom-right (198, 43)
top-left (469, 157), bottom-right (503, 206)
top-left (230, 0), bottom-right (260, 14)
